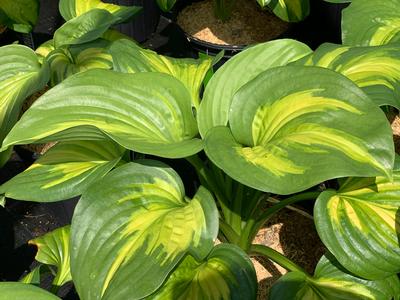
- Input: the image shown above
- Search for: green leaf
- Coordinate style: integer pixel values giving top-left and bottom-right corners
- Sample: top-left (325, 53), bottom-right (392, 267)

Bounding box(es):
top-left (342, 0), bottom-right (400, 46)
top-left (46, 43), bottom-right (113, 86)
top-left (0, 0), bottom-right (39, 33)
top-left (315, 172), bottom-right (400, 280)
top-left (54, 9), bottom-right (119, 48)
top-left (59, 0), bottom-right (142, 23)
top-left (204, 66), bottom-right (394, 195)
top-left (0, 195), bottom-right (5, 207)
top-left (198, 39), bottom-right (312, 138)
top-left (270, 255), bottom-right (400, 299)
top-left (70, 161), bottom-right (219, 300)
top-left (0, 282), bottom-right (61, 299)
top-left (0, 45), bottom-right (49, 166)
top-left (0, 140), bottom-right (125, 202)
top-left (110, 39), bottom-right (213, 109)
top-left (19, 266), bottom-right (46, 285)
top-left (299, 43), bottom-right (400, 109)
top-left (149, 244), bottom-right (257, 299)
top-left (267, 0), bottom-right (310, 22)
top-left (156, 0), bottom-right (176, 12)
top-left (2, 69), bottom-right (202, 159)
top-left (29, 226), bottom-right (71, 287)
top-left (36, 40), bottom-right (55, 60)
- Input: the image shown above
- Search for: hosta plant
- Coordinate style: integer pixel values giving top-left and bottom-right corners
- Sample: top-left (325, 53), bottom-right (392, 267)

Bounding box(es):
top-left (0, 0), bottom-right (40, 33)
top-left (1, 36), bottom-right (400, 299)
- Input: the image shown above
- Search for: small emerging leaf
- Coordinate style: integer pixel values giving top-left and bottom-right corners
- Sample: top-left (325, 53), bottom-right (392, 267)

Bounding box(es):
top-left (29, 226), bottom-right (72, 287)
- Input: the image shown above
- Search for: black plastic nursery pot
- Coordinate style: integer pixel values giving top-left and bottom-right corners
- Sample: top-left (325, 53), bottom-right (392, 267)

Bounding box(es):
top-left (167, 0), bottom-right (349, 59)
top-left (107, 0), bottom-right (161, 43)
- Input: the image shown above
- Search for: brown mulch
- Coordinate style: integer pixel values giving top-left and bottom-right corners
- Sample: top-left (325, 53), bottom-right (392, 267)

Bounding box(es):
top-left (177, 0), bottom-right (289, 45)
top-left (0, 25), bottom-right (6, 34)
top-left (390, 113), bottom-right (400, 153)
top-left (252, 206), bottom-right (325, 299)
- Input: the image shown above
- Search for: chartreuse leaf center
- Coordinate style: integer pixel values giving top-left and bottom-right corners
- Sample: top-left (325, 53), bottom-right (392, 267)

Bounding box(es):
top-left (71, 161), bottom-right (218, 300)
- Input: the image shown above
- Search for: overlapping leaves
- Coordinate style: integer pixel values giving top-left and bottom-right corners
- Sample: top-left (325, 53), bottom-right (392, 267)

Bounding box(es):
top-left (299, 43), bottom-right (400, 109)
top-left (0, 140), bottom-right (125, 202)
top-left (258, 0), bottom-right (310, 22)
top-left (149, 244), bottom-right (257, 300)
top-left (315, 172), bottom-right (400, 279)
top-left (270, 255), bottom-right (400, 299)
top-left (204, 66), bottom-right (394, 194)
top-left (0, 44), bottom-right (49, 166)
top-left (198, 39), bottom-right (312, 137)
top-left (70, 161), bottom-right (218, 300)
top-left (110, 39), bottom-right (213, 109)
top-left (2, 69), bottom-right (203, 158)
top-left (0, 0), bottom-right (39, 33)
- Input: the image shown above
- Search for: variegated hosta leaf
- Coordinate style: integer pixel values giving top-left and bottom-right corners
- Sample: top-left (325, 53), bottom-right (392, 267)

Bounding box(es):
top-left (59, 0), bottom-right (142, 23)
top-left (342, 0), bottom-right (400, 46)
top-left (20, 266), bottom-right (43, 285)
top-left (46, 44), bottom-right (113, 86)
top-left (54, 9), bottom-right (119, 48)
top-left (110, 39), bottom-right (212, 109)
top-left (149, 244), bottom-right (257, 299)
top-left (0, 140), bottom-right (125, 202)
top-left (29, 226), bottom-right (72, 287)
top-left (266, 0), bottom-right (310, 22)
top-left (2, 69), bottom-right (202, 159)
top-left (315, 172), bottom-right (400, 280)
top-left (0, 282), bottom-right (61, 300)
top-left (197, 39), bottom-right (312, 137)
top-left (71, 161), bottom-right (218, 300)
top-left (0, 0), bottom-right (39, 33)
top-left (299, 43), bottom-right (400, 109)
top-left (0, 45), bottom-right (49, 165)
top-left (270, 255), bottom-right (400, 300)
top-left (204, 66), bottom-right (394, 195)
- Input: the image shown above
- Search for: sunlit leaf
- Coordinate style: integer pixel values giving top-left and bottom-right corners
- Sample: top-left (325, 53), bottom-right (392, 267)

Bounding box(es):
top-left (110, 39), bottom-right (212, 109)
top-left (315, 172), bottom-right (400, 279)
top-left (71, 161), bottom-right (218, 300)
top-left (198, 39), bottom-right (312, 137)
top-left (270, 255), bottom-right (400, 299)
top-left (2, 70), bottom-right (202, 159)
top-left (342, 0), bottom-right (400, 46)
top-left (267, 0), bottom-right (310, 22)
top-left (59, 0), bottom-right (142, 23)
top-left (0, 45), bottom-right (49, 166)
top-left (204, 66), bottom-right (394, 194)
top-left (0, 140), bottom-right (125, 202)
top-left (299, 43), bottom-right (400, 109)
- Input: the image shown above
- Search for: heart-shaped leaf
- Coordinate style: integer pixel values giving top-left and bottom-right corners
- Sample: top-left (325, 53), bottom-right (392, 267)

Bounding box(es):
top-left (270, 255), bottom-right (400, 299)
top-left (342, 0), bottom-right (400, 46)
top-left (110, 39), bottom-right (212, 109)
top-left (71, 161), bottom-right (218, 300)
top-left (0, 282), bottom-right (61, 300)
top-left (2, 69), bottom-right (202, 159)
top-left (0, 140), bottom-right (125, 202)
top-left (315, 172), bottom-right (400, 280)
top-left (149, 244), bottom-right (257, 299)
top-left (204, 66), bottom-right (394, 194)
top-left (59, 0), bottom-right (142, 23)
top-left (198, 39), bottom-right (312, 137)
top-left (29, 226), bottom-right (72, 287)
top-left (0, 45), bottom-right (49, 165)
top-left (298, 43), bottom-right (400, 109)
top-left (0, 0), bottom-right (39, 33)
